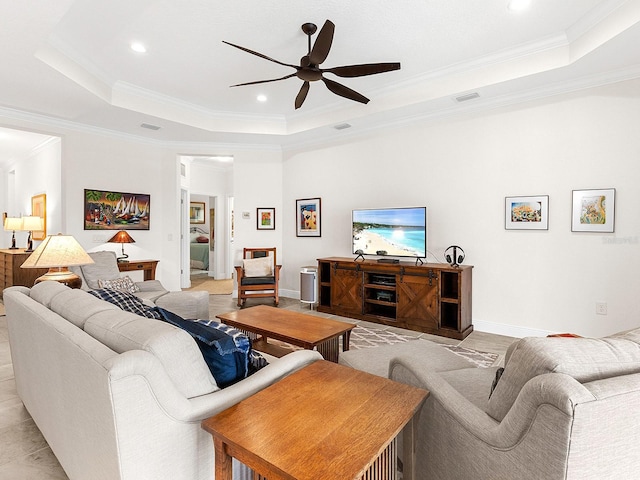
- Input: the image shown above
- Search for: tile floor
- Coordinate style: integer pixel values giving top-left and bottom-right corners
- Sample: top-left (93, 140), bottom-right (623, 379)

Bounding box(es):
top-left (0, 294), bottom-right (516, 479)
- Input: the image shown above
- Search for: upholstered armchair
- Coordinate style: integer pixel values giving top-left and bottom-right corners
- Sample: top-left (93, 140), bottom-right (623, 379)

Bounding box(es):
top-left (235, 247), bottom-right (281, 307)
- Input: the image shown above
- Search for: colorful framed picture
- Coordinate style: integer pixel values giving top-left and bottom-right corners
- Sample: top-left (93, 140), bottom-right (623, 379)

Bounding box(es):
top-left (257, 207), bottom-right (275, 230)
top-left (505, 195), bottom-right (549, 230)
top-left (571, 188), bottom-right (615, 232)
top-left (84, 189), bottom-right (150, 230)
top-left (190, 202), bottom-right (205, 224)
top-left (296, 197), bottom-right (321, 237)
top-left (31, 193), bottom-right (47, 240)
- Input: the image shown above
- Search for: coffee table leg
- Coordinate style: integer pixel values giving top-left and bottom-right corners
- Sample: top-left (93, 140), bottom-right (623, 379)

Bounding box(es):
top-left (214, 436), bottom-right (233, 480)
top-left (342, 330), bottom-right (351, 352)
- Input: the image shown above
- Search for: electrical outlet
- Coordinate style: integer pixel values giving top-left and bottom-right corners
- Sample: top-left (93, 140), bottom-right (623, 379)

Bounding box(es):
top-left (596, 302), bottom-right (608, 315)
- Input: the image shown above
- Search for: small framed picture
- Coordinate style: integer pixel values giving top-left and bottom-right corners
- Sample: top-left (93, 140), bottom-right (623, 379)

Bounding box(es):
top-left (189, 202), bottom-right (205, 224)
top-left (296, 197), bottom-right (321, 237)
top-left (571, 188), bottom-right (615, 232)
top-left (505, 195), bottom-right (549, 230)
top-left (256, 207), bottom-right (275, 230)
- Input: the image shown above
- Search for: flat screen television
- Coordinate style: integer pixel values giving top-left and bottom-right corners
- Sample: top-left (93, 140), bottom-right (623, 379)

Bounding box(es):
top-left (352, 207), bottom-right (427, 259)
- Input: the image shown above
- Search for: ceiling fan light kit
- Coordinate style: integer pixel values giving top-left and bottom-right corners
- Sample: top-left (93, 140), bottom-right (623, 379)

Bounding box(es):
top-left (223, 20), bottom-right (401, 109)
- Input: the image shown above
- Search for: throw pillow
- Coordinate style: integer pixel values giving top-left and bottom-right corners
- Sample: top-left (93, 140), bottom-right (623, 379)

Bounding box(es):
top-left (156, 308), bottom-right (268, 388)
top-left (196, 235), bottom-right (209, 243)
top-left (89, 288), bottom-right (161, 319)
top-left (243, 256), bottom-right (272, 277)
top-left (98, 275), bottom-right (140, 294)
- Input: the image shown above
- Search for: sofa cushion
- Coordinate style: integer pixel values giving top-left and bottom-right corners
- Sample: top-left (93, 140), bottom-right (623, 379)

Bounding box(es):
top-left (243, 256), bottom-right (272, 277)
top-left (49, 288), bottom-right (121, 329)
top-left (486, 336), bottom-right (640, 421)
top-left (84, 310), bottom-right (219, 397)
top-left (81, 251), bottom-right (121, 289)
top-left (98, 275), bottom-right (140, 294)
top-left (29, 280), bottom-right (71, 307)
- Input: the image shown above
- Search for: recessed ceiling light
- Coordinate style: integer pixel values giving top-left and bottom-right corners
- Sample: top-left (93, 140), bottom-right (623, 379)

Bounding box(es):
top-left (130, 42), bottom-right (147, 53)
top-left (256, 94), bottom-right (267, 102)
top-left (508, 0), bottom-right (531, 11)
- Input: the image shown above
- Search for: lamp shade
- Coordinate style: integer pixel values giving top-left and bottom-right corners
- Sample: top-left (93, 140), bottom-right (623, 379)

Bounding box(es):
top-left (4, 217), bottom-right (22, 231)
top-left (108, 230), bottom-right (136, 244)
top-left (22, 234), bottom-right (94, 269)
top-left (21, 216), bottom-right (44, 232)
top-left (21, 234), bottom-right (94, 289)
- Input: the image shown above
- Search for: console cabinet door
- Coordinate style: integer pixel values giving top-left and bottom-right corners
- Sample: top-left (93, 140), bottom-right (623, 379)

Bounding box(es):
top-left (397, 274), bottom-right (439, 331)
top-left (330, 265), bottom-right (362, 316)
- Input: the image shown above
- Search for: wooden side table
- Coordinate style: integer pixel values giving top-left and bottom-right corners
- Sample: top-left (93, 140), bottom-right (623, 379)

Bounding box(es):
top-left (117, 259), bottom-right (158, 281)
top-left (202, 360), bottom-right (428, 480)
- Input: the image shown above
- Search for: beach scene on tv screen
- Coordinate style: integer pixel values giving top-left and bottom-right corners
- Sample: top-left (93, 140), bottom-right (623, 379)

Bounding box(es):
top-left (353, 208), bottom-right (426, 257)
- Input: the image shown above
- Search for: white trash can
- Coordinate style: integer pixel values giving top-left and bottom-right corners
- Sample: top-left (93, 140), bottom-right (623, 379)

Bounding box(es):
top-left (300, 266), bottom-right (318, 308)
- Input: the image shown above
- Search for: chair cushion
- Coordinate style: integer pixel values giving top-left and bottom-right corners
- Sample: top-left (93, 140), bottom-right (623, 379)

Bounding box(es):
top-left (81, 251), bottom-right (121, 289)
top-left (486, 336), bottom-right (640, 421)
top-left (240, 276), bottom-right (276, 286)
top-left (243, 256), bottom-right (272, 277)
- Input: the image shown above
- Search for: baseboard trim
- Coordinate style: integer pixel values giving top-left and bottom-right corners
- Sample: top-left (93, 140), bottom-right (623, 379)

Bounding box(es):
top-left (472, 319), bottom-right (553, 339)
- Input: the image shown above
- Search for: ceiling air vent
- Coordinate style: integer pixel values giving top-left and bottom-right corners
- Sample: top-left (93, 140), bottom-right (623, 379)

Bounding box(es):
top-left (140, 123), bottom-right (161, 130)
top-left (455, 92), bottom-right (480, 103)
top-left (333, 123), bottom-right (352, 130)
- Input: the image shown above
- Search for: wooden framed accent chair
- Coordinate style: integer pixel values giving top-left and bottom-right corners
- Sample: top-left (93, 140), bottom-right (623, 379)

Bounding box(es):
top-left (235, 247), bottom-right (281, 307)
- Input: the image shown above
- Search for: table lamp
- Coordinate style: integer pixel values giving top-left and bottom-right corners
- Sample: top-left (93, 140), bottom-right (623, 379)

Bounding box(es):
top-left (4, 217), bottom-right (22, 249)
top-left (21, 215), bottom-right (44, 253)
top-left (20, 234), bottom-right (94, 289)
top-left (108, 230), bottom-right (135, 263)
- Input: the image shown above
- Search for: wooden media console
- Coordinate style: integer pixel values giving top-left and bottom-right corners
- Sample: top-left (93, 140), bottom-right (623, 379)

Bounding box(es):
top-left (317, 257), bottom-right (473, 340)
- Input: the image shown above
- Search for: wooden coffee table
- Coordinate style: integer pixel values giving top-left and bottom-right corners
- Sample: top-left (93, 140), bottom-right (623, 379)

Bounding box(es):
top-left (202, 360), bottom-right (428, 480)
top-left (216, 305), bottom-right (355, 362)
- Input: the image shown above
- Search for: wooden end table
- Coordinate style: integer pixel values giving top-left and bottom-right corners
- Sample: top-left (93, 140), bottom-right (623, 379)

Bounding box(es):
top-left (117, 259), bottom-right (158, 281)
top-left (202, 360), bottom-right (428, 480)
top-left (216, 305), bottom-right (355, 363)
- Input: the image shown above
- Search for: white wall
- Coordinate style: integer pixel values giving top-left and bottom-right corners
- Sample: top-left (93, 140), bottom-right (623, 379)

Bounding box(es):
top-left (282, 79), bottom-right (640, 338)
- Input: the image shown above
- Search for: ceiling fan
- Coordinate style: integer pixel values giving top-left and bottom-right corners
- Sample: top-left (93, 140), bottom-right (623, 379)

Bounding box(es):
top-left (223, 20), bottom-right (401, 109)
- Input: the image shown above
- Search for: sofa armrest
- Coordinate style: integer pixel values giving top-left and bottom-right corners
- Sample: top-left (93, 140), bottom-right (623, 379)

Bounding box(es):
top-left (390, 355), bottom-right (596, 449)
top-left (106, 348), bottom-right (322, 423)
top-left (186, 349), bottom-right (322, 420)
top-left (134, 280), bottom-right (168, 293)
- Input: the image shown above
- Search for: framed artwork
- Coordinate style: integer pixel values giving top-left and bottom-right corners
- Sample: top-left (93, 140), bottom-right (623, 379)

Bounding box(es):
top-left (296, 197), bottom-right (321, 237)
top-left (31, 194), bottom-right (47, 240)
top-left (505, 195), bottom-right (549, 230)
top-left (572, 188), bottom-right (616, 232)
top-left (84, 189), bottom-right (150, 230)
top-left (257, 207), bottom-right (275, 230)
top-left (190, 202), bottom-right (205, 224)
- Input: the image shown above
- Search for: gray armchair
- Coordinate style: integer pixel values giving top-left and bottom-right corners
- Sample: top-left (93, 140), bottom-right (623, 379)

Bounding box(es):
top-left (70, 251), bottom-right (210, 320)
top-left (383, 332), bottom-right (640, 479)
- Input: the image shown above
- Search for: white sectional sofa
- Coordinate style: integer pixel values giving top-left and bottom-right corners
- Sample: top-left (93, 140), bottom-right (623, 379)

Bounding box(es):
top-left (4, 281), bottom-right (322, 480)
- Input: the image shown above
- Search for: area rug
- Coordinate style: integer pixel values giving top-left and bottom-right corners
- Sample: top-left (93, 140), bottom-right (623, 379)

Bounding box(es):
top-left (268, 325), bottom-right (498, 368)
top-left (185, 277), bottom-right (233, 295)
top-left (349, 326), bottom-right (498, 368)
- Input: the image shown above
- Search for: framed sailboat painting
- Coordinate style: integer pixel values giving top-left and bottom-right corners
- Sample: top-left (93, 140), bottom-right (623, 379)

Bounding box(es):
top-left (84, 189), bottom-right (150, 230)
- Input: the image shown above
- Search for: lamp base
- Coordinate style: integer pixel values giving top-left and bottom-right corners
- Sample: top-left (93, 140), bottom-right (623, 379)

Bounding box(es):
top-left (35, 268), bottom-right (82, 289)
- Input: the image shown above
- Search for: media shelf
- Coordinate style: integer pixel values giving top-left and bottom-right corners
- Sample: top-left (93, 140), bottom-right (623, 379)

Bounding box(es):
top-left (317, 257), bottom-right (473, 340)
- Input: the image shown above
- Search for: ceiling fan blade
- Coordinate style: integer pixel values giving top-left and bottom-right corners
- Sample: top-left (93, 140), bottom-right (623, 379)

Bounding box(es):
top-left (230, 73), bottom-right (297, 87)
top-left (295, 81), bottom-right (310, 109)
top-left (321, 77), bottom-right (369, 104)
top-left (324, 62), bottom-right (401, 78)
top-left (222, 41), bottom-right (298, 69)
top-left (309, 20), bottom-right (335, 65)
